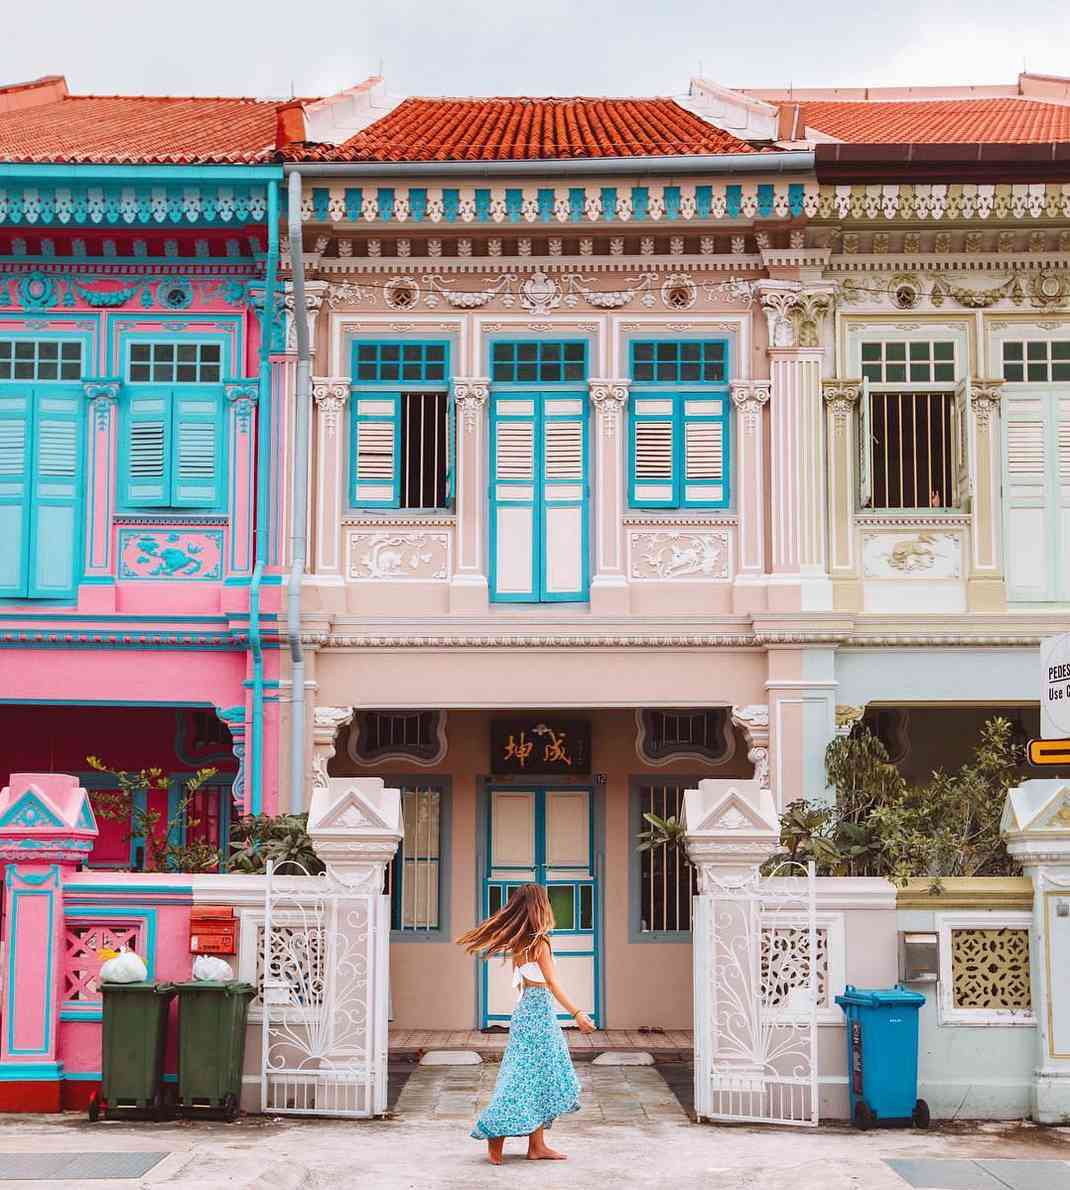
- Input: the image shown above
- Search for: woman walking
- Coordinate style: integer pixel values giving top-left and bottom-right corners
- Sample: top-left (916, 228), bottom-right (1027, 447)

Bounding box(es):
top-left (458, 883), bottom-right (595, 1164)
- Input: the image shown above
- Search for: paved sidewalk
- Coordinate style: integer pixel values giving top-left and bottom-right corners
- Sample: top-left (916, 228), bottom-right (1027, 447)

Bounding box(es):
top-left (0, 1083), bottom-right (1069, 1190)
top-left (394, 1060), bottom-right (689, 1125)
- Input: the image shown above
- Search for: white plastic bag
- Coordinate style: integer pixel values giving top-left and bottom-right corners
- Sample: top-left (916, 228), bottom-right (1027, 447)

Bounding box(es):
top-left (99, 949), bottom-right (148, 984)
top-left (193, 954), bottom-right (234, 982)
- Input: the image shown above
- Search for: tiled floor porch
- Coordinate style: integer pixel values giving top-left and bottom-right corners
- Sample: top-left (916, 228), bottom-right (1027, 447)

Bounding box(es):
top-left (389, 1029), bottom-right (694, 1058)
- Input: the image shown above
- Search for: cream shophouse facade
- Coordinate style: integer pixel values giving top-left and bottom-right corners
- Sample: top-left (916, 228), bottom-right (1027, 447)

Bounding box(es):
top-left (271, 77), bottom-right (1070, 1032)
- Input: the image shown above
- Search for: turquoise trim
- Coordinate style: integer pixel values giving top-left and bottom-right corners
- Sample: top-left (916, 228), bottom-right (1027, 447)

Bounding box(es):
top-left (5, 876), bottom-right (58, 1056)
top-left (0, 164), bottom-right (282, 181)
top-left (488, 385), bottom-right (589, 603)
top-left (63, 1070), bottom-right (102, 1080)
top-left (0, 1062), bottom-right (63, 1080)
top-left (480, 786), bottom-right (600, 1028)
top-left (0, 790), bottom-right (64, 829)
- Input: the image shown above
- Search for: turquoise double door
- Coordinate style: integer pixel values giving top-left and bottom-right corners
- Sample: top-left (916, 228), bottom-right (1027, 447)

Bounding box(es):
top-left (489, 391), bottom-right (588, 603)
top-left (482, 786), bottom-right (599, 1028)
top-left (0, 387), bottom-right (83, 599)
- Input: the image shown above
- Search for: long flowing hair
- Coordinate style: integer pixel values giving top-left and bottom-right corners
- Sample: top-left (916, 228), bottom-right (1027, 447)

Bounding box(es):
top-left (456, 883), bottom-right (554, 962)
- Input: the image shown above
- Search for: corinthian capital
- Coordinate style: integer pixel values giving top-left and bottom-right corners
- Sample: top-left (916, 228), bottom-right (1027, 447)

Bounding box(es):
top-left (757, 280), bottom-right (835, 349)
top-left (588, 379), bottom-right (630, 437)
top-left (452, 377), bottom-right (490, 433)
top-left (971, 377), bottom-right (1005, 428)
top-left (822, 378), bottom-right (862, 424)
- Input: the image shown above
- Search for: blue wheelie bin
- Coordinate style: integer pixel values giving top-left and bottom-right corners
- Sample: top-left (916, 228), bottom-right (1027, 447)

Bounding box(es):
top-left (834, 984), bottom-right (929, 1130)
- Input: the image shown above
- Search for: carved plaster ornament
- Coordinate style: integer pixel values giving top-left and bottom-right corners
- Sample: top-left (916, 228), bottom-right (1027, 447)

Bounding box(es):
top-left (822, 379), bottom-right (862, 432)
top-left (730, 705), bottom-right (770, 790)
top-left (930, 275), bottom-right (1022, 309)
top-left (730, 380), bottom-right (771, 433)
top-left (1030, 270), bottom-right (1068, 306)
top-left (487, 238), bottom-right (502, 257)
top-left (872, 232), bottom-right (890, 254)
top-left (367, 239), bottom-right (381, 257)
top-left (458, 239), bottom-right (472, 257)
top-left (519, 270), bottom-right (561, 315)
top-left (610, 237), bottom-right (624, 256)
top-left (731, 236), bottom-right (746, 255)
top-left (755, 231), bottom-right (771, 251)
top-left (396, 239), bottom-right (411, 258)
top-left (548, 238), bottom-right (563, 256)
top-left (629, 530), bottom-right (729, 580)
top-left (518, 238), bottom-right (532, 256)
top-left (903, 232), bottom-right (921, 254)
top-left (426, 273), bottom-right (513, 309)
top-left (384, 277), bottom-right (419, 310)
top-left (640, 237), bottom-right (655, 256)
top-left (934, 232), bottom-right (952, 254)
top-left (453, 378), bottom-right (490, 433)
top-left (964, 231), bottom-right (983, 254)
top-left (661, 273), bottom-right (696, 310)
top-left (427, 238), bottom-right (442, 257)
top-left (588, 380), bottom-right (629, 437)
top-left (579, 238), bottom-right (593, 256)
top-left (790, 230), bottom-right (805, 249)
top-left (971, 378), bottom-right (1004, 428)
top-left (700, 236), bottom-right (715, 254)
top-left (312, 378), bottom-right (349, 439)
top-left (1060, 231), bottom-right (1070, 253)
top-left (1029, 231), bottom-right (1047, 253)
top-left (314, 234), bottom-right (329, 255)
top-left (350, 532), bottom-right (449, 581)
top-left (670, 236), bottom-right (684, 255)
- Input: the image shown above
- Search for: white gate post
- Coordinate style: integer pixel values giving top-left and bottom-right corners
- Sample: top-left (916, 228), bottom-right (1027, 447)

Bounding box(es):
top-left (684, 778), bottom-right (781, 1121)
top-left (1002, 778), bottom-right (1070, 1124)
top-left (307, 776), bottom-right (403, 1114)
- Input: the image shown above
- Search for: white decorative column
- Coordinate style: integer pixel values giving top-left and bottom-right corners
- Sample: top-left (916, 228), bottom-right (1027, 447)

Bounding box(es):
top-left (284, 279), bottom-right (328, 357)
top-left (310, 705), bottom-right (354, 804)
top-left (81, 380), bottom-right (120, 609)
top-left (450, 378), bottom-right (490, 614)
top-left (307, 774), bottom-right (402, 1116)
top-left (822, 379), bottom-right (862, 611)
top-left (311, 378), bottom-right (350, 582)
top-left (760, 282), bottom-right (834, 612)
top-left (1002, 779), bottom-right (1070, 1123)
top-left (588, 379), bottom-right (630, 614)
top-left (683, 778), bottom-right (782, 1121)
top-left (729, 381), bottom-right (771, 613)
top-left (967, 379), bottom-right (1006, 612)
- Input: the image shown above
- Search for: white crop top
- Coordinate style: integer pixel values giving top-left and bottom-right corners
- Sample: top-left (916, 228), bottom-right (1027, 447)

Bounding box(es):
top-left (511, 961), bottom-right (547, 1000)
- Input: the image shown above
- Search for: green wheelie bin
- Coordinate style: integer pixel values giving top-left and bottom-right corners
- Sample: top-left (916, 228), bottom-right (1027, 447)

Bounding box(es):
top-left (89, 982), bottom-right (175, 1122)
top-left (172, 981), bottom-right (256, 1121)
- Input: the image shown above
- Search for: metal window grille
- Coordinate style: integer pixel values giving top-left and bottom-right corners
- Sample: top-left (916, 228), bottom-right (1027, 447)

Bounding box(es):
top-left (637, 783), bottom-right (698, 933)
top-left (400, 391), bottom-right (450, 509)
top-left (640, 709), bottom-right (731, 762)
top-left (868, 389), bottom-right (958, 509)
top-left (351, 710), bottom-right (443, 763)
top-left (386, 785), bottom-right (442, 932)
top-left (128, 341), bottom-right (222, 383)
top-left (0, 338), bottom-right (82, 381)
top-left (631, 340), bottom-right (726, 383)
top-left (1002, 339), bottom-right (1070, 383)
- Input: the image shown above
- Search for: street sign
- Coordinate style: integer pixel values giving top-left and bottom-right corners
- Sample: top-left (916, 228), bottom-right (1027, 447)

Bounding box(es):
top-left (1027, 738), bottom-right (1070, 767)
top-left (1041, 634), bottom-right (1070, 740)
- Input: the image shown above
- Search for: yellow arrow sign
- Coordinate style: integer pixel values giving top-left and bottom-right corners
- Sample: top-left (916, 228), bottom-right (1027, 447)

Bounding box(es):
top-left (1028, 738), bottom-right (1070, 766)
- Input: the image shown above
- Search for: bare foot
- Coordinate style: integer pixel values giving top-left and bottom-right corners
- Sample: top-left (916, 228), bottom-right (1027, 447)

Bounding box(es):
top-left (527, 1145), bottom-right (567, 1161)
top-left (487, 1138), bottom-right (504, 1166)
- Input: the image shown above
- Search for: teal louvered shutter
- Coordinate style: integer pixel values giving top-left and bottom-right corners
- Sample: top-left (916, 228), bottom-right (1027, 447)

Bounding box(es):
top-left (123, 390), bottom-right (171, 507)
top-left (681, 392), bottom-right (729, 508)
top-left (351, 393), bottom-right (400, 507)
top-left (0, 390), bottom-right (31, 596)
top-left (28, 389), bottom-right (82, 598)
top-left (540, 395), bottom-right (588, 600)
top-left (490, 393), bottom-right (538, 601)
top-left (630, 394), bottom-right (677, 507)
top-left (445, 388), bottom-right (456, 504)
top-left (172, 390), bottom-right (223, 508)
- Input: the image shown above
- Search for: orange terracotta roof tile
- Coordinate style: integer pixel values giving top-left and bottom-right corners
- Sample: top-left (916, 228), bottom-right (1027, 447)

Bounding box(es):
top-left (798, 97), bottom-right (1070, 144)
top-left (0, 94), bottom-right (283, 164)
top-left (292, 96), bottom-right (758, 162)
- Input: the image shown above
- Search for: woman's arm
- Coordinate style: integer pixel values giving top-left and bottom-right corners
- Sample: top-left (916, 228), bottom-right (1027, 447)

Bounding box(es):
top-left (533, 941), bottom-right (595, 1033)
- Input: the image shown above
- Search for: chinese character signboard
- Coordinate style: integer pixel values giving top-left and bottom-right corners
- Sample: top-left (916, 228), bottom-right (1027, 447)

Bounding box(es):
top-left (491, 719), bottom-right (591, 775)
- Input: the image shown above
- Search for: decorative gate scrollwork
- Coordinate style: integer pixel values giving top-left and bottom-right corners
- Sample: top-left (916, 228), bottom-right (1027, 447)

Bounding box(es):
top-left (259, 860), bottom-right (390, 1118)
top-left (693, 860), bottom-right (819, 1126)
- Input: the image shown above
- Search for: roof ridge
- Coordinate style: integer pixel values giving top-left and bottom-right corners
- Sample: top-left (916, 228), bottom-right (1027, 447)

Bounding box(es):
top-left (63, 93), bottom-right (283, 104)
top-left (402, 94), bottom-right (681, 104)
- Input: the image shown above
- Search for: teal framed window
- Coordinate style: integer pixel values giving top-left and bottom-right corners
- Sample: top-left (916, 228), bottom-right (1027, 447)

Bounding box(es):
top-left (0, 338), bottom-right (83, 381)
top-left (492, 340), bottom-right (587, 384)
top-left (630, 339), bottom-right (725, 384)
top-left (128, 341), bottom-right (222, 384)
top-left (628, 340), bottom-right (730, 510)
top-left (1002, 339), bottom-right (1070, 383)
top-left (350, 340), bottom-right (452, 510)
top-left (861, 340), bottom-right (955, 384)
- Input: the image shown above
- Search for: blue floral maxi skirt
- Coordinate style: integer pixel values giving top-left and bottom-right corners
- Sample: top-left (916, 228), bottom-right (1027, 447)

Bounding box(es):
top-left (471, 987), bottom-right (582, 1140)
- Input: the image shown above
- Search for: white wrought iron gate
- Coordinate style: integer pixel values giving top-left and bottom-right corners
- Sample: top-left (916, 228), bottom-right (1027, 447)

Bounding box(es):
top-left (260, 860), bottom-right (390, 1118)
top-left (693, 861), bottom-right (819, 1126)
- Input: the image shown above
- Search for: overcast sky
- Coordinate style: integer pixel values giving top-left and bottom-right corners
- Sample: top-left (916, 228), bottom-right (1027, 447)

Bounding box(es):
top-left (5, 1), bottom-right (1070, 100)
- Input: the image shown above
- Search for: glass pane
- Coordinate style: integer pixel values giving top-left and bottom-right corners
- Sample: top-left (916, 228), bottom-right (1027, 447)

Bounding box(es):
top-left (934, 364), bottom-right (955, 382)
top-left (517, 363), bottom-right (537, 381)
top-left (37, 360), bottom-right (57, 380)
top-left (563, 363), bottom-right (583, 381)
top-left (703, 362), bottom-right (724, 381)
top-left (656, 342), bottom-right (676, 361)
top-left (14, 361), bottom-right (32, 379)
top-left (402, 364), bottom-right (421, 380)
top-left (153, 362), bottom-right (172, 381)
top-left (681, 342), bottom-right (701, 361)
top-left (492, 343), bottom-right (512, 362)
top-left (403, 345), bottom-right (421, 362)
top-left (886, 342), bottom-right (906, 361)
top-left (680, 363), bottom-right (700, 381)
top-left (579, 884), bottom-right (594, 930)
top-left (886, 363), bottom-right (906, 382)
top-left (357, 344), bottom-right (377, 361)
top-left (1003, 341), bottom-right (1024, 361)
top-left (493, 362), bottom-right (511, 382)
top-left (0, 342), bottom-right (10, 358)
top-left (633, 363), bottom-right (653, 381)
top-left (861, 364), bottom-right (881, 382)
top-left (14, 342), bottom-right (33, 361)
top-left (130, 364), bottom-right (151, 382)
top-left (541, 363), bottom-right (561, 382)
top-left (426, 363), bottom-right (444, 381)
top-left (380, 363), bottom-right (400, 380)
top-left (564, 343), bottom-right (585, 362)
top-left (38, 341), bottom-right (58, 360)
top-left (130, 343), bottom-right (150, 362)
top-left (541, 341), bottom-right (561, 361)
top-left (909, 363), bottom-right (929, 382)
top-left (156, 343), bottom-right (175, 362)
top-left (1053, 363), bottom-right (1070, 381)
top-left (488, 886), bottom-right (503, 916)
top-left (177, 344), bottom-right (197, 363)
top-left (1027, 341), bottom-right (1048, 360)
top-left (705, 342), bottom-right (725, 359)
top-left (656, 363), bottom-right (675, 380)
top-left (933, 342), bottom-right (955, 361)
top-left (426, 344), bottom-right (445, 362)
top-left (517, 343), bottom-right (538, 362)
top-left (381, 344), bottom-right (400, 362)
top-left (633, 342), bottom-right (653, 361)
top-left (177, 364), bottom-right (197, 382)
top-left (60, 361), bottom-right (80, 380)
top-left (1004, 363), bottom-right (1025, 382)
top-left (548, 885), bottom-right (574, 930)
top-left (1028, 363), bottom-right (1048, 381)
top-left (909, 341), bottom-right (929, 360)
top-left (201, 362), bottom-right (221, 382)
top-left (357, 363), bottom-right (377, 380)
top-left (860, 342), bottom-right (881, 362)
top-left (1053, 341), bottom-right (1070, 360)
